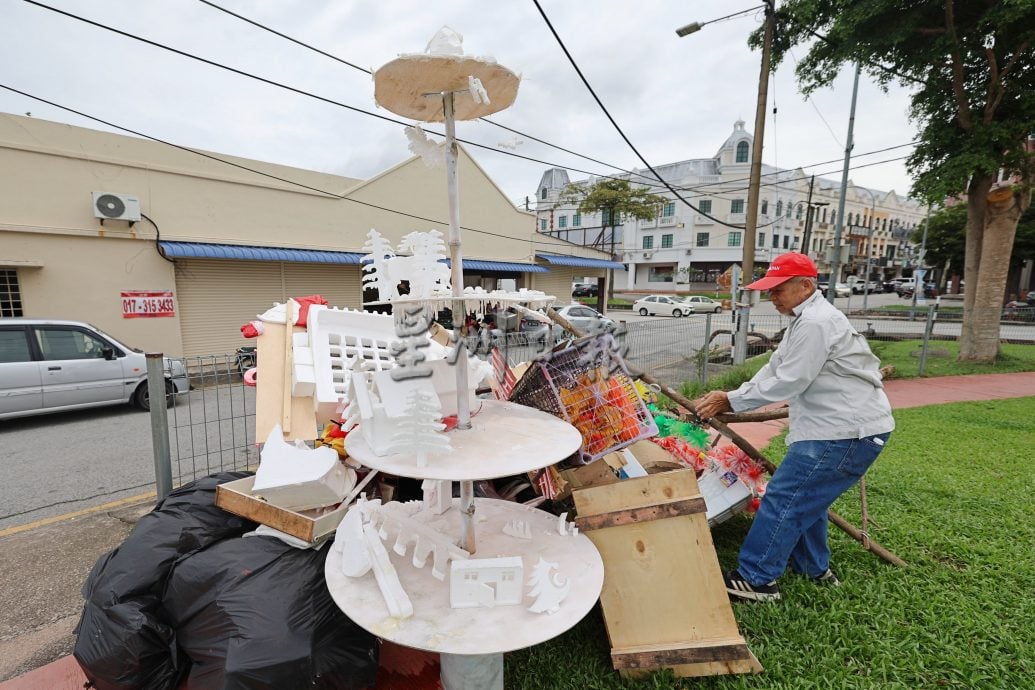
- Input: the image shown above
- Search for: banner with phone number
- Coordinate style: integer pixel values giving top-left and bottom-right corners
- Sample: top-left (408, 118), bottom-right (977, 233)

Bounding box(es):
top-left (121, 290), bottom-right (176, 318)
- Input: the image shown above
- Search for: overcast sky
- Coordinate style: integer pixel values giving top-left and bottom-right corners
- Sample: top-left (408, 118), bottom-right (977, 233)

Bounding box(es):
top-left (1, 0), bottom-right (921, 209)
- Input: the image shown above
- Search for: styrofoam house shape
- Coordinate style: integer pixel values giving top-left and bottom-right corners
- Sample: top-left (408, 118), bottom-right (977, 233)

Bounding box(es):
top-left (449, 557), bottom-right (524, 609)
top-left (251, 424), bottom-right (355, 510)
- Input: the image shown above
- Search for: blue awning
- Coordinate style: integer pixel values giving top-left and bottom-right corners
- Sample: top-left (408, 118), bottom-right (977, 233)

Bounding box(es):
top-left (159, 241), bottom-right (549, 273)
top-left (159, 241), bottom-right (365, 265)
top-left (536, 252), bottom-right (626, 270)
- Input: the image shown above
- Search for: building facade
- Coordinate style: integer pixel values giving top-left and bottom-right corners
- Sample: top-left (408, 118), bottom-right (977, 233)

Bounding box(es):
top-left (0, 114), bottom-right (619, 356)
top-left (535, 120), bottom-right (926, 291)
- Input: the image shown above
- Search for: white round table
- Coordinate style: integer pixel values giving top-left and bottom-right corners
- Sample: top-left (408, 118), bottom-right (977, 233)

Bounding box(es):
top-left (324, 498), bottom-right (604, 655)
top-left (344, 399), bottom-right (583, 481)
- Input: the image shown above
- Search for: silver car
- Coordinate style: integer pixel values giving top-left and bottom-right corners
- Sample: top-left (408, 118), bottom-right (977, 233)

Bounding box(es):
top-left (0, 319), bottom-right (189, 420)
top-left (678, 295), bottom-right (723, 314)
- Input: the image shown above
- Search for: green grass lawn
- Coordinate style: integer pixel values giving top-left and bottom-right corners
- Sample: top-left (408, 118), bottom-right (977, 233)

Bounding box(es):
top-left (870, 339), bottom-right (1035, 378)
top-left (506, 397), bottom-right (1035, 688)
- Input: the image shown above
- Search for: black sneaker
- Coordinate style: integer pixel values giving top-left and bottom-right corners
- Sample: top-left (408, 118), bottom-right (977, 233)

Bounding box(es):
top-left (813, 568), bottom-right (841, 586)
top-left (724, 570), bottom-right (781, 602)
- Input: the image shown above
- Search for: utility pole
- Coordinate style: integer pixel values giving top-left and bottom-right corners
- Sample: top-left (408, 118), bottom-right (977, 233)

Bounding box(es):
top-left (802, 174), bottom-right (816, 256)
top-left (829, 63), bottom-right (862, 304)
top-left (910, 205), bottom-right (931, 319)
top-left (733, 0), bottom-right (774, 365)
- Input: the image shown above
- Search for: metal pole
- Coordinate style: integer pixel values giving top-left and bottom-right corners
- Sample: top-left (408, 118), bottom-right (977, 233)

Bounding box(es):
top-left (829, 63), bottom-right (862, 303)
top-left (700, 311), bottom-right (713, 384)
top-left (863, 223), bottom-right (875, 312)
top-left (910, 205), bottom-right (931, 321)
top-left (732, 265), bottom-right (747, 364)
top-left (919, 301), bottom-right (938, 375)
top-left (736, 0), bottom-right (774, 366)
top-left (146, 353), bottom-right (173, 501)
top-left (802, 175), bottom-right (816, 256)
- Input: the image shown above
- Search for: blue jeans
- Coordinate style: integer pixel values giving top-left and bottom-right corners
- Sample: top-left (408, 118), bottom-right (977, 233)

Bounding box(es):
top-left (738, 433), bottom-right (891, 585)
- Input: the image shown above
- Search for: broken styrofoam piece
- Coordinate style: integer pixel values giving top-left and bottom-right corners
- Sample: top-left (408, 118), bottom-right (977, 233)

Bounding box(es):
top-left (292, 345), bottom-right (316, 397)
top-left (257, 299), bottom-right (300, 325)
top-left (449, 557), bottom-right (523, 609)
top-left (370, 500), bottom-right (469, 581)
top-left (698, 467), bottom-right (753, 524)
top-left (422, 478), bottom-right (452, 515)
top-left (502, 520), bottom-right (532, 540)
top-left (405, 124), bottom-right (447, 167)
top-left (555, 513), bottom-right (578, 537)
top-left (424, 26), bottom-right (464, 56)
top-left (251, 425), bottom-right (355, 510)
top-left (468, 76), bottom-right (489, 105)
top-left (363, 522), bottom-right (414, 619)
top-left (336, 503), bottom-right (373, 577)
top-left (243, 524), bottom-right (324, 550)
top-left (527, 558), bottom-right (571, 615)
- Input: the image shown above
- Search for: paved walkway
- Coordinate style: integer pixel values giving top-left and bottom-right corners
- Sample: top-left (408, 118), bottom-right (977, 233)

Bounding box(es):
top-left (2, 372), bottom-right (1032, 690)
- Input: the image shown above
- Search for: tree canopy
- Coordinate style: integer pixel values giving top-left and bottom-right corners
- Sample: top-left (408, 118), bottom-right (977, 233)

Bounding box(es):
top-left (560, 179), bottom-right (667, 227)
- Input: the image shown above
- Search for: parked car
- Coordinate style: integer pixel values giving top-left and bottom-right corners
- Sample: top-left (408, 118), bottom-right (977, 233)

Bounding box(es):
top-left (678, 295), bottom-right (723, 314)
top-left (550, 303), bottom-right (615, 338)
top-left (850, 280), bottom-right (882, 294)
top-left (0, 319), bottom-right (189, 420)
top-left (818, 282), bottom-right (851, 298)
top-left (571, 283), bottom-right (599, 298)
top-left (897, 282), bottom-right (937, 299)
top-left (633, 295), bottom-right (694, 317)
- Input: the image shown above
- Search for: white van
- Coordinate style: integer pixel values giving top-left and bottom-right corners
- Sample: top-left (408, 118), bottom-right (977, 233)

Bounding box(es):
top-left (0, 319), bottom-right (189, 420)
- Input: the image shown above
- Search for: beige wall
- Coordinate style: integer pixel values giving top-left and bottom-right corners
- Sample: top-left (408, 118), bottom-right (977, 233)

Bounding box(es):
top-left (2, 232), bottom-right (183, 355)
top-left (0, 114), bottom-right (616, 354)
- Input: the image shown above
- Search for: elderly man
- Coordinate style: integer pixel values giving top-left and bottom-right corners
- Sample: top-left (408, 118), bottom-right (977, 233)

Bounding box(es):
top-left (696, 253), bottom-right (894, 601)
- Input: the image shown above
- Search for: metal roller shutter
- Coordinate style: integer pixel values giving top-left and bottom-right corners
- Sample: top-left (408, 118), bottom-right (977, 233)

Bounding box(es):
top-left (283, 264), bottom-right (363, 312)
top-left (176, 260), bottom-right (285, 357)
top-left (532, 267), bottom-right (575, 305)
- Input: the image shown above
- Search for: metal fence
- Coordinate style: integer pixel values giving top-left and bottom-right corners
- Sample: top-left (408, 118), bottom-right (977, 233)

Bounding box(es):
top-left (149, 305), bottom-right (1035, 491)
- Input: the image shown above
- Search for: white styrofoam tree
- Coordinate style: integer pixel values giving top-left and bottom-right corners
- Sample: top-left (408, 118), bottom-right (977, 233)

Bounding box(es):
top-left (398, 229), bottom-right (451, 298)
top-left (362, 229), bottom-right (397, 301)
top-left (527, 557), bottom-right (571, 614)
top-left (388, 388), bottom-right (451, 467)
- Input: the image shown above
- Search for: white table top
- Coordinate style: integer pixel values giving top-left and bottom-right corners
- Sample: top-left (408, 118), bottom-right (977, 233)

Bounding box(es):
top-left (324, 498), bottom-right (604, 655)
top-left (344, 399), bottom-right (582, 481)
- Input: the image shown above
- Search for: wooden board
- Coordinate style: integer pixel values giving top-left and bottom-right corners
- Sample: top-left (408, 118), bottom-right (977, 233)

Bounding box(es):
top-left (255, 322), bottom-right (317, 443)
top-left (215, 476), bottom-right (346, 544)
top-left (572, 469), bottom-right (762, 679)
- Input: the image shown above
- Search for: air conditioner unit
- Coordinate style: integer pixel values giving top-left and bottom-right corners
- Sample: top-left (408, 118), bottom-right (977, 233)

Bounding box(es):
top-left (685, 249), bottom-right (693, 256)
top-left (642, 252), bottom-right (653, 259)
top-left (92, 192), bottom-right (141, 223)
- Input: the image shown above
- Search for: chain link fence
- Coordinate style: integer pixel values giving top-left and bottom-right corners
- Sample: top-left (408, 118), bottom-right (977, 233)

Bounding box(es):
top-left (150, 306), bottom-right (1035, 489)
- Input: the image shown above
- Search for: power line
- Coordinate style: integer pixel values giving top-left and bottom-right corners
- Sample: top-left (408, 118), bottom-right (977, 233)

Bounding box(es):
top-left (0, 82), bottom-right (609, 255)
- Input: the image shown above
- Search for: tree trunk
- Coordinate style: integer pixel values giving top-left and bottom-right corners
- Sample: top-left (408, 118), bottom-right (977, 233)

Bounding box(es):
top-left (960, 175), bottom-right (991, 348)
top-left (960, 183), bottom-right (1029, 361)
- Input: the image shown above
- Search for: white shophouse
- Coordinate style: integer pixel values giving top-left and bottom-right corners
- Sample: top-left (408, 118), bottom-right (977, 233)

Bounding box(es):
top-left (535, 120), bottom-right (926, 291)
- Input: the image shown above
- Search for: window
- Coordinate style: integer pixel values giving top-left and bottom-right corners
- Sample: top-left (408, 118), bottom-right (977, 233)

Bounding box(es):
top-left (540, 187), bottom-right (548, 200)
top-left (761, 199), bottom-right (768, 215)
top-left (0, 328), bottom-right (31, 363)
top-left (539, 219), bottom-right (547, 232)
top-left (786, 203), bottom-right (793, 218)
top-left (772, 233), bottom-right (779, 248)
top-left (35, 328), bottom-right (111, 361)
top-left (758, 232), bottom-right (765, 247)
top-left (696, 232), bottom-right (710, 247)
top-left (796, 204), bottom-right (803, 220)
top-left (648, 267), bottom-right (674, 282)
top-left (558, 215), bottom-right (567, 228)
top-left (776, 200), bottom-right (783, 217)
top-left (602, 208), bottom-right (616, 226)
top-left (822, 208), bottom-right (828, 223)
top-left (573, 212), bottom-right (581, 227)
top-left (699, 199), bottom-right (712, 214)
top-left (1, 269), bottom-right (22, 317)
top-left (735, 140), bottom-right (749, 163)
top-left (783, 235), bottom-right (790, 249)
top-left (642, 235), bottom-right (654, 249)
top-left (731, 199), bottom-right (745, 214)
top-left (661, 234), bottom-right (673, 248)
top-left (662, 201), bottom-right (676, 217)
top-left (728, 231), bottom-right (742, 247)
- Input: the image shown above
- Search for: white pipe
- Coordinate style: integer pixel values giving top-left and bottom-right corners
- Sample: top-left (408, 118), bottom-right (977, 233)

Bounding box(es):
top-left (443, 92), bottom-right (471, 431)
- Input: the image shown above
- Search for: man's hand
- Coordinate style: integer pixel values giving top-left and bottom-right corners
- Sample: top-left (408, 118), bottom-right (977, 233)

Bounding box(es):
top-left (694, 390), bottom-right (731, 420)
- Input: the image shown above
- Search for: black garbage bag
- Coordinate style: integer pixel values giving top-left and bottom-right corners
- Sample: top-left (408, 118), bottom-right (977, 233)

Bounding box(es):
top-left (163, 535), bottom-right (379, 690)
top-left (74, 471), bottom-right (255, 690)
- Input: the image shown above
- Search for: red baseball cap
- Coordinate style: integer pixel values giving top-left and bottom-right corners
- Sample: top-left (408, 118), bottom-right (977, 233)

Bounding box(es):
top-left (745, 252), bottom-right (818, 290)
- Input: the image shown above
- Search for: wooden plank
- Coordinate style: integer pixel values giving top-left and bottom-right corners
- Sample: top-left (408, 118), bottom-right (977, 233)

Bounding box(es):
top-left (572, 470), bottom-right (700, 518)
top-left (215, 476), bottom-right (347, 543)
top-left (255, 322), bottom-right (317, 442)
top-left (282, 301), bottom-right (294, 434)
top-left (573, 469), bottom-right (760, 679)
top-left (575, 497), bottom-right (706, 531)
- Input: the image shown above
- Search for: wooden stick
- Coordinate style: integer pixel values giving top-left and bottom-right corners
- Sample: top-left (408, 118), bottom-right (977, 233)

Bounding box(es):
top-left (715, 407), bottom-right (789, 423)
top-left (282, 301), bottom-right (294, 435)
top-left (544, 308), bottom-right (906, 568)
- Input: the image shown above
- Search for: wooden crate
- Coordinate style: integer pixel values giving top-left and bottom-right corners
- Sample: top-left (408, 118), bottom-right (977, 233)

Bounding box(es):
top-left (215, 476), bottom-right (346, 544)
top-left (573, 469), bottom-right (762, 678)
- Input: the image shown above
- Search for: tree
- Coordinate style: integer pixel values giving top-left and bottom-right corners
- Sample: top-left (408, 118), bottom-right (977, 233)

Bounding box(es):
top-left (561, 179), bottom-right (668, 298)
top-left (763, 1), bottom-right (1035, 362)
